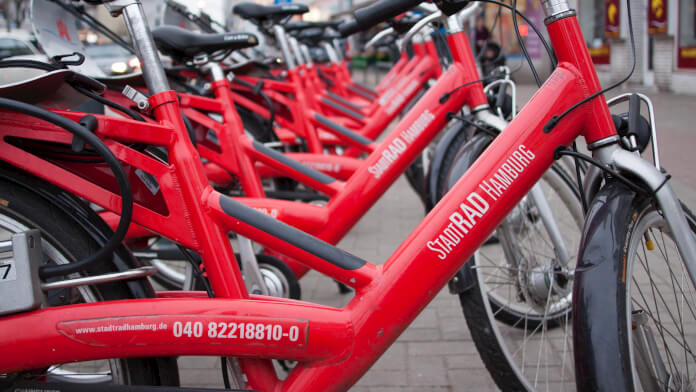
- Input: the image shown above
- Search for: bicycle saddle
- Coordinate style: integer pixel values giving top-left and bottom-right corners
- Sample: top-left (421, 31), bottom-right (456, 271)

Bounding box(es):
top-left (285, 21), bottom-right (315, 32)
top-left (297, 27), bottom-right (325, 46)
top-left (151, 26), bottom-right (258, 60)
top-left (233, 2), bottom-right (309, 22)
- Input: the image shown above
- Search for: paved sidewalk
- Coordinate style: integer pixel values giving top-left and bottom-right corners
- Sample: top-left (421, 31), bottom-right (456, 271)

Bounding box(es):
top-left (178, 85), bottom-right (696, 391)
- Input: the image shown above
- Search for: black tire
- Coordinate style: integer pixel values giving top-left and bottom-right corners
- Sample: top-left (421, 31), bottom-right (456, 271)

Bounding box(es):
top-left (573, 180), bottom-right (696, 391)
top-left (429, 129), bottom-right (486, 208)
top-left (433, 132), bottom-right (583, 390)
top-left (0, 171), bottom-right (178, 388)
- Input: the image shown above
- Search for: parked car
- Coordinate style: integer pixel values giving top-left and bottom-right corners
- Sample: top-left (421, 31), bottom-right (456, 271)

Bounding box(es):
top-left (85, 43), bottom-right (140, 75)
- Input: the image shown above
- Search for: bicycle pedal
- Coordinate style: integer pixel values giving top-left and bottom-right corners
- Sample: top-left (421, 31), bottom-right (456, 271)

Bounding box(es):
top-left (5, 381), bottom-right (253, 392)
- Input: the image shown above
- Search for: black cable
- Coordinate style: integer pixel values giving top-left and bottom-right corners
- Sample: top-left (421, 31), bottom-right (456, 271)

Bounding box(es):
top-left (221, 357), bottom-right (232, 389)
top-left (71, 85), bottom-right (146, 122)
top-left (511, 0), bottom-right (541, 87)
top-left (475, 6), bottom-right (501, 61)
top-left (439, 78), bottom-right (488, 103)
top-left (477, 0), bottom-right (557, 69)
top-left (554, 147), bottom-right (650, 195)
top-left (543, 0), bottom-right (637, 134)
top-left (174, 244), bottom-right (213, 296)
top-left (571, 141), bottom-right (588, 213)
top-left (233, 77), bottom-right (277, 135)
top-left (0, 59), bottom-right (59, 72)
top-left (447, 113), bottom-right (499, 138)
top-left (0, 98), bottom-right (133, 279)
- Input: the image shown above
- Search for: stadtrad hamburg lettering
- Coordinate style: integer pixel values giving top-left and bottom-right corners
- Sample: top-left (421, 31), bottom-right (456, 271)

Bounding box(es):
top-left (427, 145), bottom-right (536, 260)
top-left (368, 110), bottom-right (435, 179)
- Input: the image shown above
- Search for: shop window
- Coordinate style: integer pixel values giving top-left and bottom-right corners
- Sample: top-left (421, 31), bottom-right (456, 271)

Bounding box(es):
top-left (679, 0), bottom-right (696, 68)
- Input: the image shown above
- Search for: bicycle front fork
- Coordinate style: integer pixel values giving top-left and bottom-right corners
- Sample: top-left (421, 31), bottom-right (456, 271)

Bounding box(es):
top-left (592, 143), bottom-right (696, 289)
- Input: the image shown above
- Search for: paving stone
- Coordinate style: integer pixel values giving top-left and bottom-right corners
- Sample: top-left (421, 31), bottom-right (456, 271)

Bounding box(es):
top-left (445, 354), bottom-right (488, 370)
top-left (372, 343), bottom-right (407, 370)
top-left (438, 317), bottom-right (473, 341)
top-left (407, 356), bottom-right (448, 386)
top-left (447, 369), bottom-right (500, 391)
top-left (398, 327), bottom-right (442, 342)
top-left (410, 308), bottom-right (439, 328)
top-left (354, 370), bottom-right (410, 387)
top-left (364, 388), bottom-right (450, 392)
top-left (408, 341), bottom-right (479, 356)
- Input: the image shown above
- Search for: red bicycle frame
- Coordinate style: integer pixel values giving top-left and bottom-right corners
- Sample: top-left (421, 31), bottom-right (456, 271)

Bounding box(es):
top-left (0, 8), bottom-right (616, 392)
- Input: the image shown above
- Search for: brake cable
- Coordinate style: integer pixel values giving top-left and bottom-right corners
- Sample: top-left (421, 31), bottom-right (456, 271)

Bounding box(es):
top-left (542, 0), bottom-right (637, 134)
top-left (553, 147), bottom-right (655, 197)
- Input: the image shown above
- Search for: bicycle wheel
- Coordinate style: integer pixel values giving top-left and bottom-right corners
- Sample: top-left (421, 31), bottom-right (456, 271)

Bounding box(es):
top-left (0, 170), bottom-right (177, 388)
top-left (432, 132), bottom-right (583, 390)
top-left (573, 180), bottom-right (696, 391)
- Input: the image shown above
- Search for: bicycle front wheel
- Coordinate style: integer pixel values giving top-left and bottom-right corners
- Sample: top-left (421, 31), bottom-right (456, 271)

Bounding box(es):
top-left (574, 180), bottom-right (696, 391)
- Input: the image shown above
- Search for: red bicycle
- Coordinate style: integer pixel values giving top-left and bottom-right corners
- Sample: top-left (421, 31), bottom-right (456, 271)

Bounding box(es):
top-left (0, 1), bottom-right (693, 391)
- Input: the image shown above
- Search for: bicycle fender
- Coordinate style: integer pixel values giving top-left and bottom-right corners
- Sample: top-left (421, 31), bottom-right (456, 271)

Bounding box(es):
top-left (0, 164), bottom-right (155, 299)
top-left (425, 128), bottom-right (488, 211)
top-left (572, 180), bottom-right (636, 392)
top-left (447, 256), bottom-right (477, 294)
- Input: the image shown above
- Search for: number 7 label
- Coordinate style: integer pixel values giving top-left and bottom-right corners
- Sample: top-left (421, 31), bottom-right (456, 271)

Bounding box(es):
top-left (0, 260), bottom-right (16, 282)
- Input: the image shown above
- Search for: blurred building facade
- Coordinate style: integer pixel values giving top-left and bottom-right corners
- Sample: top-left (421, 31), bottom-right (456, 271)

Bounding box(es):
top-left (480, 0), bottom-right (696, 94)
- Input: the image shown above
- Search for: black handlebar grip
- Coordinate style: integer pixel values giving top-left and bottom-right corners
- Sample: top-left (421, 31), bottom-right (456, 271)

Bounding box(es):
top-left (339, 0), bottom-right (423, 37)
top-left (628, 94), bottom-right (641, 142)
top-left (353, 0), bottom-right (423, 33)
top-left (338, 20), bottom-right (361, 37)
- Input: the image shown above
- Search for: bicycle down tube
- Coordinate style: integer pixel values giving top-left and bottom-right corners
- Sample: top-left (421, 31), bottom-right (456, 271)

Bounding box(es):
top-left (0, 2), bottom-right (626, 392)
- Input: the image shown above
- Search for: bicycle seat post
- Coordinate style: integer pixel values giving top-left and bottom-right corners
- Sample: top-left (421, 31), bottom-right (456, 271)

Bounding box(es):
top-left (323, 42), bottom-right (339, 63)
top-left (331, 39), bottom-right (344, 61)
top-left (288, 36), bottom-right (306, 66)
top-left (273, 25), bottom-right (297, 70)
top-left (104, 0), bottom-right (171, 95)
top-left (300, 44), bottom-right (313, 67)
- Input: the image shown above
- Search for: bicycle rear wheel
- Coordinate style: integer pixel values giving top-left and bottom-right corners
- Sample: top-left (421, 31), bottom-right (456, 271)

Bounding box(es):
top-left (574, 181), bottom-right (696, 391)
top-left (0, 170), bottom-right (177, 388)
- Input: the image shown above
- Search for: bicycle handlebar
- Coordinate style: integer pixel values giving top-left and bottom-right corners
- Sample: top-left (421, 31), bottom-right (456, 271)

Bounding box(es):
top-left (364, 27), bottom-right (395, 49)
top-left (398, 2), bottom-right (479, 51)
top-left (338, 0), bottom-right (424, 37)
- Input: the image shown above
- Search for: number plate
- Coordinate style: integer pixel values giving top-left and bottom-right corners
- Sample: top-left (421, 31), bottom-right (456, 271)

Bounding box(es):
top-left (58, 315), bottom-right (309, 349)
